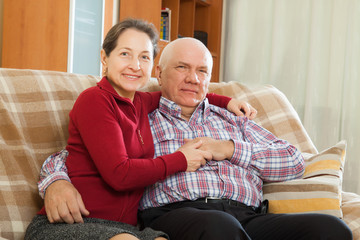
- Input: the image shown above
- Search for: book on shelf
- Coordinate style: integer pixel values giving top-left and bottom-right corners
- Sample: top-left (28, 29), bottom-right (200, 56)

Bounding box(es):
top-left (160, 8), bottom-right (171, 41)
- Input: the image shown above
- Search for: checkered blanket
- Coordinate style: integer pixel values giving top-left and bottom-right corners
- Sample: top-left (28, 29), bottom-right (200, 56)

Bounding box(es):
top-left (0, 68), bottom-right (359, 239)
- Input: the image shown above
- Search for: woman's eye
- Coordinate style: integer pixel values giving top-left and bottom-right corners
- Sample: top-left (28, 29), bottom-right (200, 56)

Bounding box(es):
top-left (142, 55), bottom-right (150, 60)
top-left (120, 52), bottom-right (128, 56)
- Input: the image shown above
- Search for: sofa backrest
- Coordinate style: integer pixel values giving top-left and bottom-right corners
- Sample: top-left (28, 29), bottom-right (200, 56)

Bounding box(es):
top-left (205, 82), bottom-right (317, 154)
top-left (0, 69), bottom-right (100, 239)
top-left (0, 68), bottom-right (317, 239)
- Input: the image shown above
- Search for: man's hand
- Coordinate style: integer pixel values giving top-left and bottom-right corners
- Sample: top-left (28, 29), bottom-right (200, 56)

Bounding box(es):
top-left (177, 139), bottom-right (212, 172)
top-left (227, 99), bottom-right (257, 120)
top-left (44, 180), bottom-right (90, 224)
top-left (196, 137), bottom-right (235, 161)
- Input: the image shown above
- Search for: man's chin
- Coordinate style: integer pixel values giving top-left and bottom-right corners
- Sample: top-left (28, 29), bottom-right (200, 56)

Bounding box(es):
top-left (178, 99), bottom-right (201, 108)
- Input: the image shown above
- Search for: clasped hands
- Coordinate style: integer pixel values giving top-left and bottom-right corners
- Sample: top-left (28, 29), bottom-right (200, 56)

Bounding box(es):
top-left (178, 98), bottom-right (254, 172)
top-left (177, 137), bottom-right (235, 172)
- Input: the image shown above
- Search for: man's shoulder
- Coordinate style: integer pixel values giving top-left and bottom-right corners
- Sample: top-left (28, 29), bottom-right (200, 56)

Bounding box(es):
top-left (148, 106), bottom-right (162, 120)
top-left (208, 103), bottom-right (236, 117)
top-left (207, 103), bottom-right (248, 126)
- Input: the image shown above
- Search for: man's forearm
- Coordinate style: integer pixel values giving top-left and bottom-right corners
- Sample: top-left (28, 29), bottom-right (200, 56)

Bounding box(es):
top-left (38, 150), bottom-right (70, 198)
top-left (231, 139), bottom-right (304, 181)
top-left (230, 119), bottom-right (305, 181)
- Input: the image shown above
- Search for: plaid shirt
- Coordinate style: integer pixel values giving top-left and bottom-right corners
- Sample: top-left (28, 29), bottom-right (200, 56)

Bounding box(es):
top-left (139, 97), bottom-right (304, 210)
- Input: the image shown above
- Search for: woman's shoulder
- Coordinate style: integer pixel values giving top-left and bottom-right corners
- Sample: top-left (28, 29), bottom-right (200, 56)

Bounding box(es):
top-left (74, 85), bottom-right (111, 107)
top-left (134, 91), bottom-right (161, 106)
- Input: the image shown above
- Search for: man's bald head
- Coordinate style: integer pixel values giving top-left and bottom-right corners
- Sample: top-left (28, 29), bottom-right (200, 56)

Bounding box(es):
top-left (155, 38), bottom-right (213, 117)
top-left (158, 38), bottom-right (213, 73)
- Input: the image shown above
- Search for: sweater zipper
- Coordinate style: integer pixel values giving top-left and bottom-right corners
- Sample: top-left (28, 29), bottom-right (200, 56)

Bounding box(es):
top-left (138, 129), bottom-right (144, 145)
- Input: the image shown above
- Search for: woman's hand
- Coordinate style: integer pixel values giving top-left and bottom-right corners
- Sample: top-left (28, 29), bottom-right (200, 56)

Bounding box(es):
top-left (177, 139), bottom-right (212, 172)
top-left (227, 99), bottom-right (257, 120)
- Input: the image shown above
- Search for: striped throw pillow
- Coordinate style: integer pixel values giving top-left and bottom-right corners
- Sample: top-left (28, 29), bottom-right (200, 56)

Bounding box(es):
top-left (263, 140), bottom-right (346, 218)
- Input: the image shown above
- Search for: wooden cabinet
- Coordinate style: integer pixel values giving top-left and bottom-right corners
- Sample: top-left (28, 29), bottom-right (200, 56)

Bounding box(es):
top-left (2, 0), bottom-right (70, 71)
top-left (1, 0), bottom-right (114, 73)
top-left (119, 0), bottom-right (162, 31)
top-left (119, 0), bottom-right (223, 82)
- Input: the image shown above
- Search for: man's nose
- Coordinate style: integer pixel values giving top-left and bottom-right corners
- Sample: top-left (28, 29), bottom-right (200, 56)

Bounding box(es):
top-left (185, 70), bottom-right (200, 84)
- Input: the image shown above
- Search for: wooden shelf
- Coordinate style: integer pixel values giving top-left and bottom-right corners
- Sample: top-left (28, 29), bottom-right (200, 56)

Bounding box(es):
top-left (165, 0), bottom-right (223, 82)
top-left (196, 0), bottom-right (211, 7)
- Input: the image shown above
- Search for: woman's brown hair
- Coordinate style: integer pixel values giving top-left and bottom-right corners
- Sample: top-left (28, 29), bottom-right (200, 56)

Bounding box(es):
top-left (102, 18), bottom-right (159, 59)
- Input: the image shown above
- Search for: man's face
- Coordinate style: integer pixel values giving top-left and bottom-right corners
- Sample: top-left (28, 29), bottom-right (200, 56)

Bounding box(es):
top-left (157, 42), bottom-right (212, 110)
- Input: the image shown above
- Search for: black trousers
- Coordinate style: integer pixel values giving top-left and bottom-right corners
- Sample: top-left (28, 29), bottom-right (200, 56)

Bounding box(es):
top-left (139, 201), bottom-right (353, 240)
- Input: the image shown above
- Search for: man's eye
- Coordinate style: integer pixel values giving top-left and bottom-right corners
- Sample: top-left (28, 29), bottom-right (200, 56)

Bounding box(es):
top-left (176, 65), bottom-right (187, 70)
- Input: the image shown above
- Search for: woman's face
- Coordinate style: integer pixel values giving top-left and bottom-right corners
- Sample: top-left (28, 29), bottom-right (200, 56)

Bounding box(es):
top-left (101, 28), bottom-right (154, 100)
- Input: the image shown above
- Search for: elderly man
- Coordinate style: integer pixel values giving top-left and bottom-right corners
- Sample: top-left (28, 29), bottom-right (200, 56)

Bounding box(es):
top-left (135, 38), bottom-right (352, 240)
top-left (39, 38), bottom-right (352, 240)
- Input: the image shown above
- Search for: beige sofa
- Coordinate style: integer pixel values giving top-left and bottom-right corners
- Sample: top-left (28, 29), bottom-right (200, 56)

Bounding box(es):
top-left (1, 68), bottom-right (359, 240)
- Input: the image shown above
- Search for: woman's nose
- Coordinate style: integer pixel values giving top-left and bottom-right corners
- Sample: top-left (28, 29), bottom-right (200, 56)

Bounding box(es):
top-left (129, 58), bottom-right (140, 70)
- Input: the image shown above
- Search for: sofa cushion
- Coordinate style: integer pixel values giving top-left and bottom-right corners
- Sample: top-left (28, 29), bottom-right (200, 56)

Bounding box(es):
top-left (263, 141), bottom-right (346, 218)
top-left (342, 191), bottom-right (360, 240)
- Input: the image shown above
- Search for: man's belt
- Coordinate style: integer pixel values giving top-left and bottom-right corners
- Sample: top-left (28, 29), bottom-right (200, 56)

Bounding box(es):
top-left (193, 197), bottom-right (268, 214)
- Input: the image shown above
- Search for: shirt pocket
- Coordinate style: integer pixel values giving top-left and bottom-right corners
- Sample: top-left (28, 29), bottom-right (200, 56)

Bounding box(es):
top-left (153, 129), bottom-right (184, 156)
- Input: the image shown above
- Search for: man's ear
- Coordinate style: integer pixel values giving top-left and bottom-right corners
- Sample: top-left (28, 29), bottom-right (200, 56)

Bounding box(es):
top-left (155, 65), bottom-right (162, 86)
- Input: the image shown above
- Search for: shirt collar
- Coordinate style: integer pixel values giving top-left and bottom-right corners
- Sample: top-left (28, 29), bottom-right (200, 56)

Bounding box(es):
top-left (158, 97), bottom-right (211, 121)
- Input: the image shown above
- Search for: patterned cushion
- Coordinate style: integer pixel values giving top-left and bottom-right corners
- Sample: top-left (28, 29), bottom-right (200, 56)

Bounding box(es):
top-left (263, 141), bottom-right (346, 218)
